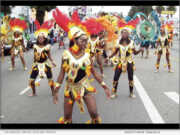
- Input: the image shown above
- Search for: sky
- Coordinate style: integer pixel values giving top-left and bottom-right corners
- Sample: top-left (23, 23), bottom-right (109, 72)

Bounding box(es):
top-left (11, 6), bottom-right (179, 20)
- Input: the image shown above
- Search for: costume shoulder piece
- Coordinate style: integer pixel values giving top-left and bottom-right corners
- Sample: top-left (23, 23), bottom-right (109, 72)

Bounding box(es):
top-left (45, 44), bottom-right (51, 50)
top-left (62, 50), bottom-right (69, 60)
top-left (129, 40), bottom-right (135, 49)
top-left (33, 44), bottom-right (38, 49)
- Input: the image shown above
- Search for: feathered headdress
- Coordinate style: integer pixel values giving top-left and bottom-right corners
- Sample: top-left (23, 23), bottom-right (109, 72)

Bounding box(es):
top-left (82, 18), bottom-right (104, 35)
top-left (53, 8), bottom-right (89, 40)
top-left (118, 17), bottom-right (140, 33)
top-left (34, 20), bottom-right (54, 38)
top-left (96, 16), bottom-right (118, 42)
top-left (161, 21), bottom-right (174, 33)
top-left (9, 18), bottom-right (27, 33)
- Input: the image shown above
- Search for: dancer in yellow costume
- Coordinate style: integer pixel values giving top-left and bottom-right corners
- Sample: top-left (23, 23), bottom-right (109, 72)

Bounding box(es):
top-left (107, 28), bottom-right (143, 99)
top-left (29, 20), bottom-right (56, 96)
top-left (9, 18), bottom-right (28, 71)
top-left (53, 9), bottom-right (111, 124)
top-left (154, 27), bottom-right (173, 73)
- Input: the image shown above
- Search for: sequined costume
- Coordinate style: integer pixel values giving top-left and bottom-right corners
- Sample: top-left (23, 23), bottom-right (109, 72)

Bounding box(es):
top-left (111, 39), bottom-right (136, 97)
top-left (62, 49), bottom-right (95, 113)
top-left (53, 9), bottom-right (106, 124)
top-left (155, 34), bottom-right (172, 71)
top-left (29, 44), bottom-right (53, 80)
top-left (11, 35), bottom-right (24, 56)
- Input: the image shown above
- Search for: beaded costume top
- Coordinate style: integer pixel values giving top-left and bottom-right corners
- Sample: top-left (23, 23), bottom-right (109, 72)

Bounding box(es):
top-left (62, 50), bottom-right (91, 83)
top-left (118, 40), bottom-right (135, 63)
top-left (33, 44), bottom-right (51, 63)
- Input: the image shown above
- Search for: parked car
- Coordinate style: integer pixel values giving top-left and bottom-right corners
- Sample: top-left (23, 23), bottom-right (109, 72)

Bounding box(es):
top-left (1, 44), bottom-right (12, 56)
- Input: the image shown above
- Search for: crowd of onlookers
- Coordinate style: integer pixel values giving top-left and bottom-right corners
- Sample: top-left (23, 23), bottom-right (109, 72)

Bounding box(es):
top-left (48, 23), bottom-right (67, 49)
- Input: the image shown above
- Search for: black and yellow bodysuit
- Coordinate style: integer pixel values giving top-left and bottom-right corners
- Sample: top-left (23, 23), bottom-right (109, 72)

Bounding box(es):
top-left (30, 44), bottom-right (52, 80)
top-left (155, 34), bottom-right (171, 70)
top-left (112, 40), bottom-right (136, 95)
top-left (62, 49), bottom-right (95, 113)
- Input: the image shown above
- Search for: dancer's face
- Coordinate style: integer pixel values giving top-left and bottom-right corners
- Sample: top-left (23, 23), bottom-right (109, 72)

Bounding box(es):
top-left (121, 30), bottom-right (129, 39)
top-left (38, 35), bottom-right (45, 45)
top-left (14, 32), bottom-right (20, 38)
top-left (160, 29), bottom-right (165, 35)
top-left (77, 34), bottom-right (88, 50)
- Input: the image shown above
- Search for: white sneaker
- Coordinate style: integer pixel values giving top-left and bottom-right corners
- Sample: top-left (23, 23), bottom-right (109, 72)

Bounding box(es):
top-left (129, 93), bottom-right (136, 98)
top-left (110, 93), bottom-right (117, 99)
top-left (24, 67), bottom-right (28, 71)
top-left (9, 67), bottom-right (14, 71)
top-left (154, 69), bottom-right (159, 73)
top-left (168, 70), bottom-right (174, 73)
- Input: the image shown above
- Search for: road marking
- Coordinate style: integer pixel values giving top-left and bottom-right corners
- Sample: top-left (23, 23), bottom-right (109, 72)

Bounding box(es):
top-left (134, 75), bottom-right (164, 123)
top-left (19, 78), bottom-right (41, 95)
top-left (164, 92), bottom-right (179, 104)
top-left (0, 115), bottom-right (4, 119)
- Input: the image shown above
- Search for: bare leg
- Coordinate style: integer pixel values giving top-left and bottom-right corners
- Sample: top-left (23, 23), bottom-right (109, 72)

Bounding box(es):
top-left (141, 47), bottom-right (144, 58)
top-left (29, 80), bottom-right (37, 96)
top-left (155, 52), bottom-right (162, 72)
top-left (48, 80), bottom-right (55, 96)
top-left (145, 47), bottom-right (149, 58)
top-left (64, 97), bottom-right (74, 123)
top-left (19, 51), bottom-right (27, 70)
top-left (1, 48), bottom-right (4, 62)
top-left (84, 94), bottom-right (101, 123)
top-left (96, 54), bottom-right (103, 75)
top-left (10, 49), bottom-right (15, 70)
top-left (166, 50), bottom-right (173, 72)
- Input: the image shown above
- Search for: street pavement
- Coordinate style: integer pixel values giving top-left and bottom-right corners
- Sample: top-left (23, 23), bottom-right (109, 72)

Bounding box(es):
top-left (0, 37), bottom-right (179, 123)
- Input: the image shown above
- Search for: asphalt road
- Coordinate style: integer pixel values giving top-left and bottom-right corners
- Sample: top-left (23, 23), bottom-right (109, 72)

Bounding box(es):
top-left (0, 37), bottom-right (179, 124)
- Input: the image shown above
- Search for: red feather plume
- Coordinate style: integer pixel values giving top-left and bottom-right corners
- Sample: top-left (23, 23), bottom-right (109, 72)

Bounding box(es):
top-left (83, 18), bottom-right (104, 35)
top-left (9, 18), bottom-right (27, 31)
top-left (34, 20), bottom-right (41, 30)
top-left (118, 17), bottom-right (140, 29)
top-left (71, 10), bottom-right (81, 25)
top-left (53, 8), bottom-right (70, 32)
top-left (41, 20), bottom-right (54, 30)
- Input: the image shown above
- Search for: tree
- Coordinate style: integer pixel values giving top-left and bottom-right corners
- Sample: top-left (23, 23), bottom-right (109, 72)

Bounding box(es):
top-left (128, 6), bottom-right (153, 18)
top-left (31, 6), bottom-right (56, 25)
top-left (156, 6), bottom-right (165, 16)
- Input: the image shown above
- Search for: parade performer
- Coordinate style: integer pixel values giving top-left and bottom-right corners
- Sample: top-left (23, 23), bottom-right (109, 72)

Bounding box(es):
top-left (166, 21), bottom-right (174, 47)
top-left (96, 16), bottom-right (118, 69)
top-left (154, 27), bottom-right (173, 73)
top-left (9, 18), bottom-right (28, 71)
top-left (107, 18), bottom-right (142, 99)
top-left (53, 9), bottom-right (110, 124)
top-left (29, 20), bottom-right (56, 96)
top-left (83, 18), bottom-right (105, 77)
top-left (140, 36), bottom-right (150, 59)
top-left (0, 16), bottom-right (13, 62)
top-left (0, 30), bottom-right (6, 62)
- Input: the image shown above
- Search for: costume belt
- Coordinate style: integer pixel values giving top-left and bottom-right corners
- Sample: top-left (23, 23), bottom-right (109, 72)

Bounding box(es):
top-left (65, 76), bottom-right (96, 113)
top-left (34, 60), bottom-right (51, 78)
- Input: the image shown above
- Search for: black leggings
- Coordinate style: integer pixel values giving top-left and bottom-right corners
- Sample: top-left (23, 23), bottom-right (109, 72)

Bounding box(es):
top-left (103, 50), bottom-right (107, 58)
top-left (113, 62), bottom-right (134, 93)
